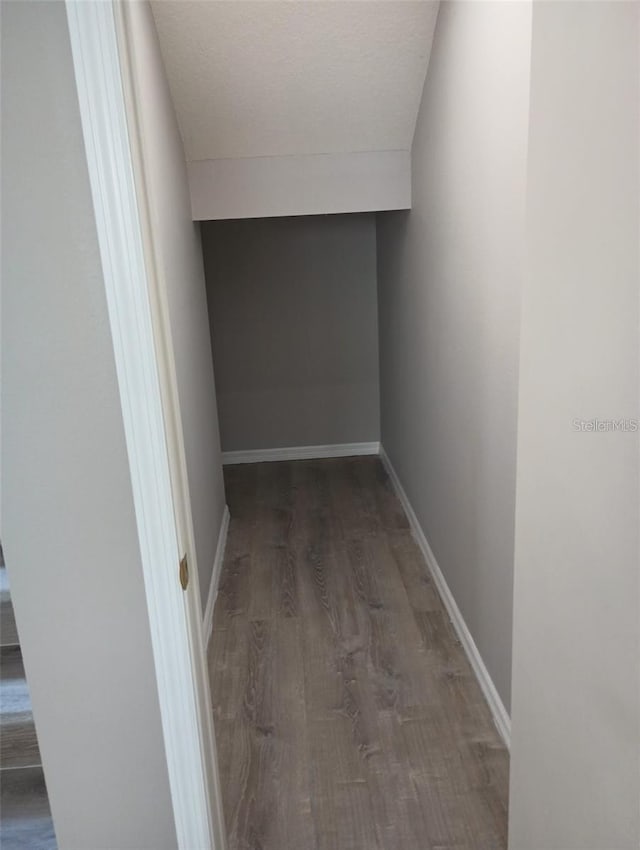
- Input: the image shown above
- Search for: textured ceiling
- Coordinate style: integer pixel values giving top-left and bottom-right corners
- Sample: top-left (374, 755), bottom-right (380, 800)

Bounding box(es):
top-left (150, 1), bottom-right (439, 163)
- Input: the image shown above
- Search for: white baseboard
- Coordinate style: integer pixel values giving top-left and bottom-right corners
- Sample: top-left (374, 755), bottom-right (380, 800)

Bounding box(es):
top-left (379, 446), bottom-right (512, 749)
top-left (222, 441), bottom-right (380, 466)
top-left (202, 505), bottom-right (230, 648)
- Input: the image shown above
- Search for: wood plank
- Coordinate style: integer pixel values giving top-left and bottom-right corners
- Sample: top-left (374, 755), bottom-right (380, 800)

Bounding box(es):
top-left (223, 618), bottom-right (276, 849)
top-left (271, 616), bottom-right (316, 850)
top-left (387, 531), bottom-right (442, 612)
top-left (1, 567), bottom-right (19, 647)
top-left (214, 518), bottom-right (252, 628)
top-left (0, 647), bottom-right (41, 770)
top-left (1, 713), bottom-right (42, 771)
top-left (0, 766), bottom-right (57, 850)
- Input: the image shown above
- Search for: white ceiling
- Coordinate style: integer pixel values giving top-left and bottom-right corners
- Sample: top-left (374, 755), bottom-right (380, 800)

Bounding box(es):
top-left (150, 1), bottom-right (439, 163)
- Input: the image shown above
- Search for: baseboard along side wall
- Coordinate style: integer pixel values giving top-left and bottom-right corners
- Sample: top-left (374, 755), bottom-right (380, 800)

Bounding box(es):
top-left (202, 505), bottom-right (230, 648)
top-left (379, 445), bottom-right (512, 749)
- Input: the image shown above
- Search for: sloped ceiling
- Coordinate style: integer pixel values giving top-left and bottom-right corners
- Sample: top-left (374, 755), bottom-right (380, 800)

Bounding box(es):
top-left (150, 0), bottom-right (440, 219)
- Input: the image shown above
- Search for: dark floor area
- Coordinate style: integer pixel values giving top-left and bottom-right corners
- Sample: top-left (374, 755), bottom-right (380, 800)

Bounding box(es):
top-left (209, 456), bottom-right (509, 850)
top-left (0, 549), bottom-right (57, 850)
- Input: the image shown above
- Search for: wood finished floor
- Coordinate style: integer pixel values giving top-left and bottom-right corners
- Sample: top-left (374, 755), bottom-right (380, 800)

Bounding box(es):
top-left (209, 457), bottom-right (509, 850)
top-left (0, 554), bottom-right (56, 850)
top-left (0, 767), bottom-right (57, 850)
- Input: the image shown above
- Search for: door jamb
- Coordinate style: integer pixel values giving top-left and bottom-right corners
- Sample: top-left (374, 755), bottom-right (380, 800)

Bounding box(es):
top-left (65, 3), bottom-right (226, 847)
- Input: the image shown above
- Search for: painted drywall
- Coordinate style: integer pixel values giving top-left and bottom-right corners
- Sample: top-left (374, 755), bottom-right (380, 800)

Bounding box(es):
top-left (508, 3), bottom-right (640, 847)
top-left (150, 1), bottom-right (438, 161)
top-left (376, 1), bottom-right (532, 711)
top-left (124, 1), bottom-right (226, 611)
top-left (202, 215), bottom-right (380, 453)
top-left (151, 1), bottom-right (438, 220)
top-left (187, 150), bottom-right (411, 221)
top-left (0, 2), bottom-right (177, 847)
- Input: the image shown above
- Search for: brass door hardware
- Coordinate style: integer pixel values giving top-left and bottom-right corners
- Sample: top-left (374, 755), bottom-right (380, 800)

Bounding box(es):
top-left (179, 554), bottom-right (189, 590)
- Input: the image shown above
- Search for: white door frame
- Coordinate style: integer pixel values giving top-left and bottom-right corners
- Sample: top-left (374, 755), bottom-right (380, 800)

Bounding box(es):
top-left (65, 3), bottom-right (226, 848)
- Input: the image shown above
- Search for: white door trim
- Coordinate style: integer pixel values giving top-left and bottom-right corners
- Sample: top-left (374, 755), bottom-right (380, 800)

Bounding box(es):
top-left (112, 2), bottom-right (227, 846)
top-left (65, 3), bottom-right (223, 847)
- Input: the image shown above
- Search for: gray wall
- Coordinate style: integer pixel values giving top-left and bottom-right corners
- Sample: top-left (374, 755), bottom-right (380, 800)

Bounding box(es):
top-left (1, 3), bottom-right (177, 847)
top-left (202, 215), bottom-right (380, 452)
top-left (127, 2), bottom-right (226, 608)
top-left (509, 3), bottom-right (639, 847)
top-left (376, 1), bottom-right (531, 711)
